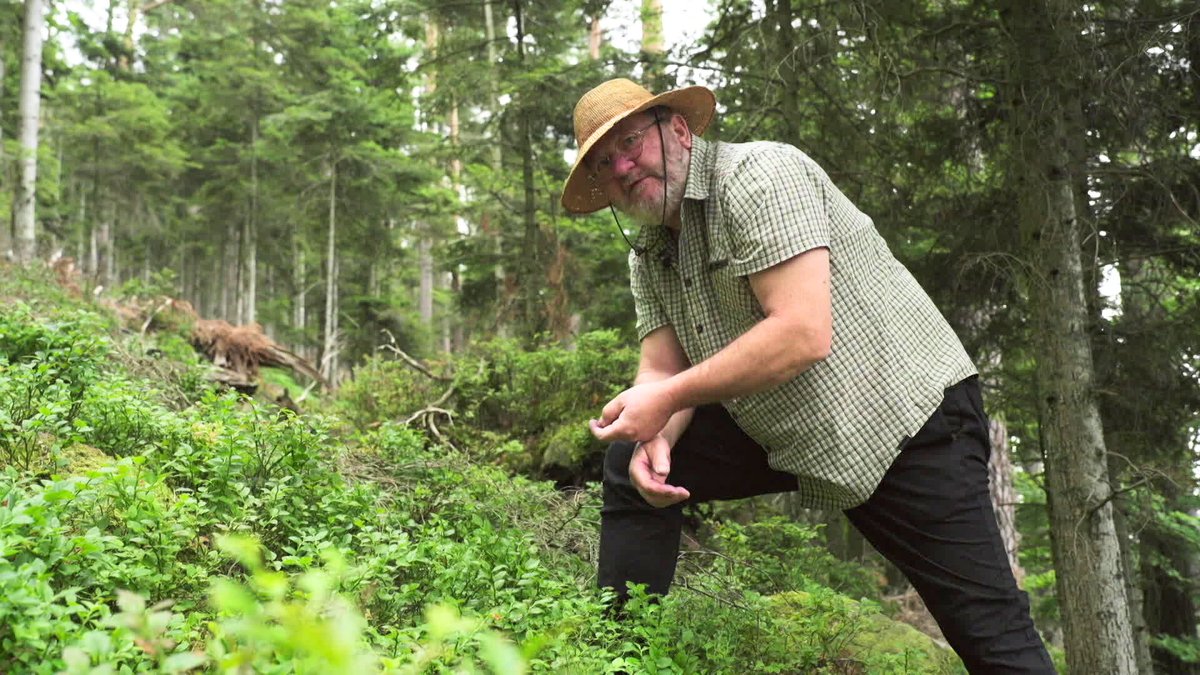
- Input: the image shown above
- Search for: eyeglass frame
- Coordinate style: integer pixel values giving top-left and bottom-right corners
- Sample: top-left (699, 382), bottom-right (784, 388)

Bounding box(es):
top-left (587, 117), bottom-right (665, 182)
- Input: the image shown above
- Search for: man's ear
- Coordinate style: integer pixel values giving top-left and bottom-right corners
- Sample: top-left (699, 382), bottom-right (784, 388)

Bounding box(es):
top-left (672, 114), bottom-right (693, 150)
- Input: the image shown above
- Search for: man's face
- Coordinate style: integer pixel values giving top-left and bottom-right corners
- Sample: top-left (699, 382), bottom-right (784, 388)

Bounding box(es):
top-left (587, 111), bottom-right (691, 226)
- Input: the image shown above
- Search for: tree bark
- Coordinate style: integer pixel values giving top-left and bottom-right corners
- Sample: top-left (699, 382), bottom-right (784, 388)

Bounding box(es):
top-left (639, 0), bottom-right (664, 89)
top-left (293, 233), bottom-right (307, 356)
top-left (418, 238), bottom-right (434, 327)
top-left (1003, 2), bottom-right (1137, 672)
top-left (987, 417), bottom-right (1025, 584)
top-left (446, 98), bottom-right (464, 351)
top-left (244, 116), bottom-right (259, 325)
top-left (484, 0), bottom-right (509, 337)
top-left (321, 161), bottom-right (339, 384)
top-left (512, 0), bottom-right (539, 333)
top-left (13, 0), bottom-right (46, 264)
top-left (417, 17), bottom-right (439, 336)
top-left (0, 54), bottom-right (9, 256)
top-left (588, 14), bottom-right (602, 60)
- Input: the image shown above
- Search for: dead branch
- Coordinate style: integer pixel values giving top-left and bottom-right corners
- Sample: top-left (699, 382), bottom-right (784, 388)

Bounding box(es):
top-left (379, 329), bottom-right (450, 381)
top-left (140, 297), bottom-right (173, 336)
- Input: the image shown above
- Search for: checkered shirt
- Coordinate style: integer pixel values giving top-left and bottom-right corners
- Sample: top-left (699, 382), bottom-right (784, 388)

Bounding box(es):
top-left (629, 137), bottom-right (978, 509)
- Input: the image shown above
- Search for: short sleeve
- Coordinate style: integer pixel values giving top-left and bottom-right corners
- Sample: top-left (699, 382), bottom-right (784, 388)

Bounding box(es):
top-left (719, 144), bottom-right (832, 277)
top-left (630, 250), bottom-right (669, 340)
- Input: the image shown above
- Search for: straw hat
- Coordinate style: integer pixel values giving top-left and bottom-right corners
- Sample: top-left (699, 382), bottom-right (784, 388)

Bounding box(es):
top-left (560, 78), bottom-right (716, 214)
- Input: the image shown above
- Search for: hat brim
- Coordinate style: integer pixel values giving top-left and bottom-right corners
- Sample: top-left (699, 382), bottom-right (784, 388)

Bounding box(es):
top-left (560, 86), bottom-right (716, 215)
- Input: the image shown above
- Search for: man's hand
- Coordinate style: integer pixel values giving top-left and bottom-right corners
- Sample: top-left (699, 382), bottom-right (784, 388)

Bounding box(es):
top-left (588, 380), bottom-right (676, 443)
top-left (628, 435), bottom-right (690, 508)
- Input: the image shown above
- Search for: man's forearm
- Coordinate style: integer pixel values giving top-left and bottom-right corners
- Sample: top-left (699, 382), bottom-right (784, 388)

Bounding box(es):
top-left (661, 315), bottom-right (829, 413)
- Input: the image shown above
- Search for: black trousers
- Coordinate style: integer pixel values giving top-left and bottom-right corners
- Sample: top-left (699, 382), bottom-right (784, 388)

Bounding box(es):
top-left (599, 377), bottom-right (1055, 673)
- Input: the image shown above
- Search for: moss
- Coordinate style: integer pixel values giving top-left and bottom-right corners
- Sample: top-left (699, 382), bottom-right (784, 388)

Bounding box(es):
top-left (538, 421), bottom-right (596, 471)
top-left (58, 443), bottom-right (116, 475)
top-left (769, 590), bottom-right (966, 674)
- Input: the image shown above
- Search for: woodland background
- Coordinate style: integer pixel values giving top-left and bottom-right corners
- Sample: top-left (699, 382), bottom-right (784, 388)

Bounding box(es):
top-left (1, 0), bottom-right (1198, 673)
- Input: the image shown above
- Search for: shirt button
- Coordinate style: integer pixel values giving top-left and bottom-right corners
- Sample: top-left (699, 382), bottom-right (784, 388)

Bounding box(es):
top-left (695, 324), bottom-right (704, 334)
top-left (684, 278), bottom-right (693, 288)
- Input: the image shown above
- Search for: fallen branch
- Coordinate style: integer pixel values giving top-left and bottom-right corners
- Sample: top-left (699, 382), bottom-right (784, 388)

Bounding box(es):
top-left (379, 329), bottom-right (450, 381)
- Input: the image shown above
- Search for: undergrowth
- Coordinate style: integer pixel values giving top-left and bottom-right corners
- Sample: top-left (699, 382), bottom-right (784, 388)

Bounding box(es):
top-left (0, 270), bottom-right (960, 674)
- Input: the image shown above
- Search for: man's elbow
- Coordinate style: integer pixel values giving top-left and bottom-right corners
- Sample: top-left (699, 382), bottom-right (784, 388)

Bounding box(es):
top-left (798, 326), bottom-right (832, 368)
top-left (778, 320), bottom-right (832, 378)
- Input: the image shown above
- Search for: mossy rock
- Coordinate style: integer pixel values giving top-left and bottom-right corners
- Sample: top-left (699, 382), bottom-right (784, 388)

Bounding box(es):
top-left (59, 443), bottom-right (116, 475)
top-left (538, 422), bottom-right (594, 469)
top-left (769, 590), bottom-right (966, 674)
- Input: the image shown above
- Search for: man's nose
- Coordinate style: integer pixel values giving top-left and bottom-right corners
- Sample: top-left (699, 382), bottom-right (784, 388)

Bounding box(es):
top-left (611, 154), bottom-right (637, 178)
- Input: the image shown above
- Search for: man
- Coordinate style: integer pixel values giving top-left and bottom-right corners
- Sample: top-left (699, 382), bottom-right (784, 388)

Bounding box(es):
top-left (560, 78), bottom-right (1055, 673)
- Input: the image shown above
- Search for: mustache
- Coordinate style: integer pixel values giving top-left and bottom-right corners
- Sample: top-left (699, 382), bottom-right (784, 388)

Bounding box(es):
top-left (622, 173), bottom-right (662, 190)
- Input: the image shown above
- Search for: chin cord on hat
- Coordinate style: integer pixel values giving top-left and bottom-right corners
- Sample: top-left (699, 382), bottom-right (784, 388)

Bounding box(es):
top-left (609, 107), bottom-right (670, 258)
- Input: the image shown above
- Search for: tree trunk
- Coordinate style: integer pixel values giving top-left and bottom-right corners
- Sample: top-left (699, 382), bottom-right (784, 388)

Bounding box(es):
top-left (293, 233), bottom-right (307, 355)
top-left (245, 116), bottom-right (259, 325)
top-left (13, 0), bottom-right (46, 264)
top-left (222, 221), bottom-right (237, 320)
top-left (588, 14), bottom-right (602, 60)
top-left (88, 220), bottom-right (99, 279)
top-left (417, 17), bottom-right (439, 337)
top-left (1109, 494), bottom-right (1156, 675)
top-left (1003, 2), bottom-right (1136, 672)
top-left (446, 98), bottom-right (464, 351)
top-left (418, 238), bottom-right (434, 327)
top-left (0, 54), bottom-right (8, 256)
top-left (100, 211), bottom-right (116, 289)
top-left (321, 161), bottom-right (339, 384)
top-left (639, 0), bottom-right (664, 89)
top-left (987, 417), bottom-right (1025, 584)
top-left (484, 0), bottom-right (509, 337)
top-left (512, 0), bottom-right (539, 333)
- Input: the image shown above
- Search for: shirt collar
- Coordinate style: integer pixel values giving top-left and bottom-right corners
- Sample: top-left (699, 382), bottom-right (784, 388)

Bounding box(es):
top-left (683, 136), bottom-right (713, 201)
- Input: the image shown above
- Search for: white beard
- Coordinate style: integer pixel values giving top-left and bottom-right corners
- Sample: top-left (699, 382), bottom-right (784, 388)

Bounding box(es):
top-left (616, 147), bottom-right (689, 227)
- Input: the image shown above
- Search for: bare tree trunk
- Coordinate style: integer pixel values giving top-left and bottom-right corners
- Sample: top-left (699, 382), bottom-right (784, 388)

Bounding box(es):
top-left (512, 0), bottom-right (540, 332)
top-left (0, 54), bottom-right (8, 257)
top-left (293, 234), bottom-right (307, 354)
top-left (1109, 494), bottom-right (1156, 675)
top-left (418, 238), bottom-right (434, 327)
top-left (451, 268), bottom-right (465, 351)
top-left (446, 99), bottom-right (465, 351)
top-left (988, 417), bottom-right (1025, 584)
top-left (321, 161), bottom-right (339, 384)
top-left (639, 0), bottom-right (664, 89)
top-left (234, 217), bottom-right (244, 324)
top-left (588, 14), bottom-right (602, 60)
top-left (1004, 3), bottom-right (1136, 672)
top-left (89, 221), bottom-right (99, 279)
top-left (441, 271), bottom-right (452, 353)
top-left (221, 222), bottom-right (236, 320)
top-left (484, 0), bottom-right (509, 337)
top-left (97, 204), bottom-right (116, 290)
top-left (245, 117), bottom-right (259, 325)
top-left (416, 18), bottom-right (439, 338)
top-left (13, 0), bottom-right (46, 264)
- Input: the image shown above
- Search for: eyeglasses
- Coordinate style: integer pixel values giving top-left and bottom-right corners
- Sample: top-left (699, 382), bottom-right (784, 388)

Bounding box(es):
top-left (590, 119), bottom-right (662, 181)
